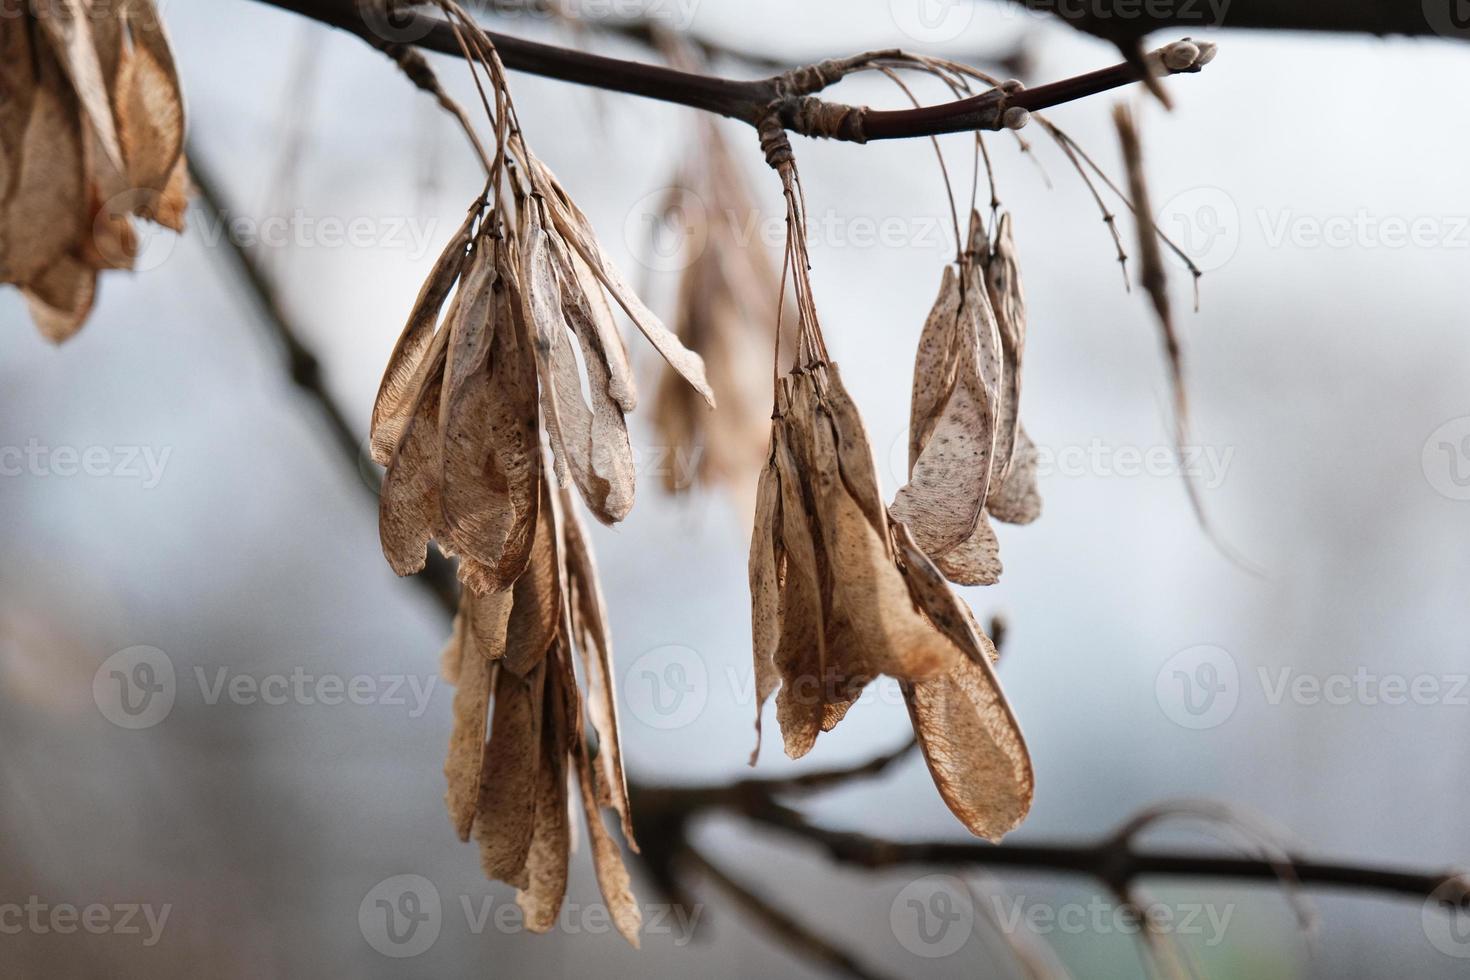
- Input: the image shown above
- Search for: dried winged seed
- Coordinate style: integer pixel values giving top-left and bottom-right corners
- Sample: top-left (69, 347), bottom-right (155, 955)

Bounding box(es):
top-left (985, 212), bottom-right (1027, 477)
top-left (892, 523), bottom-right (1032, 840)
top-left (550, 234), bottom-right (635, 522)
top-left (517, 659), bottom-right (571, 934)
top-left (5, 61), bottom-right (85, 286)
top-left (114, 0), bottom-right (185, 198)
top-left (465, 583), bottom-right (515, 662)
top-left (22, 254), bottom-right (97, 344)
top-left (521, 224), bottom-right (588, 488)
top-left (820, 363), bottom-right (891, 543)
top-left (909, 265), bottom-right (962, 470)
top-left (560, 490), bottom-right (635, 846)
top-left (770, 427), bottom-right (829, 760)
top-left (570, 249), bottom-right (637, 413)
top-left (532, 159), bottom-right (714, 407)
top-left (747, 447), bottom-right (783, 764)
top-left (891, 342), bottom-right (996, 557)
top-left (501, 479), bottom-right (562, 678)
top-left (437, 246), bottom-right (526, 580)
top-left (933, 511), bottom-right (1003, 587)
top-left (378, 325), bottom-right (452, 576)
top-left (0, 23), bottom-right (38, 260)
top-left (33, 0), bottom-right (124, 173)
top-left (370, 213), bottom-right (475, 464)
top-left (445, 642), bottom-right (495, 842)
top-left (801, 394), bottom-right (954, 686)
top-left (572, 738), bottom-right (642, 947)
top-left (986, 426), bottom-right (1042, 526)
top-left (476, 659), bottom-right (546, 887)
top-left (150, 154), bottom-right (188, 233)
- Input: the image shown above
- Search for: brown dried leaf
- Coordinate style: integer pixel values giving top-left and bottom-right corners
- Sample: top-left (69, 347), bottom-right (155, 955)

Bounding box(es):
top-left (770, 426), bottom-right (829, 759)
top-left (909, 265), bottom-right (961, 469)
top-left (4, 57), bottom-right (85, 285)
top-left (114, 0), bottom-right (185, 198)
top-left (986, 427), bottom-right (1042, 527)
top-left (572, 736), bottom-right (642, 947)
top-left (501, 479), bottom-right (561, 677)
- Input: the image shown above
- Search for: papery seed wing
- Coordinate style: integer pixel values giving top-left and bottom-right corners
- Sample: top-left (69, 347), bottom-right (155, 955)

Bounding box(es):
top-left (34, 0), bottom-right (124, 173)
top-left (891, 348), bottom-right (995, 557)
top-left (892, 524), bottom-right (1032, 840)
top-left (517, 657), bottom-right (571, 934)
top-left (476, 659), bottom-right (546, 887)
top-left (985, 213), bottom-right (1027, 477)
top-left (370, 212), bottom-right (475, 464)
top-left (821, 363), bottom-right (891, 542)
top-left (987, 426), bottom-right (1042, 526)
top-left (5, 56), bottom-right (85, 287)
top-left (933, 512), bottom-right (1003, 586)
top-left (747, 444), bottom-right (783, 764)
top-left (439, 605), bottom-right (469, 687)
top-left (770, 425), bottom-right (830, 759)
top-left (114, 0), bottom-right (186, 220)
top-left (802, 391), bottom-right (953, 686)
top-left (560, 490), bottom-right (635, 846)
top-left (571, 249), bottom-right (637, 412)
top-left (532, 159), bottom-right (714, 407)
top-left (909, 265), bottom-right (961, 470)
top-left (571, 736), bottom-right (642, 947)
top-left (552, 235), bottom-right (635, 522)
top-left (22, 255), bottom-right (97, 344)
top-left (378, 325), bottom-right (452, 576)
top-left (445, 623), bottom-right (495, 841)
top-left (501, 478), bottom-right (561, 677)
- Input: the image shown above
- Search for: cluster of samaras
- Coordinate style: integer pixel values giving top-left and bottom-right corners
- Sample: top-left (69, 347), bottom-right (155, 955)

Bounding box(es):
top-left (1, 1), bottom-right (186, 342)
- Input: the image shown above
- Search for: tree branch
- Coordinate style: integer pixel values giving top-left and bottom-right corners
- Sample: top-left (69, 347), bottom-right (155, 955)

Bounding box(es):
top-left (250, 0), bottom-right (1203, 140)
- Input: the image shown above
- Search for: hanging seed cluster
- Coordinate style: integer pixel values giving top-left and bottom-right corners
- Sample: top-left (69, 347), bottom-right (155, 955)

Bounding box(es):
top-left (0, 0), bottom-right (187, 341)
